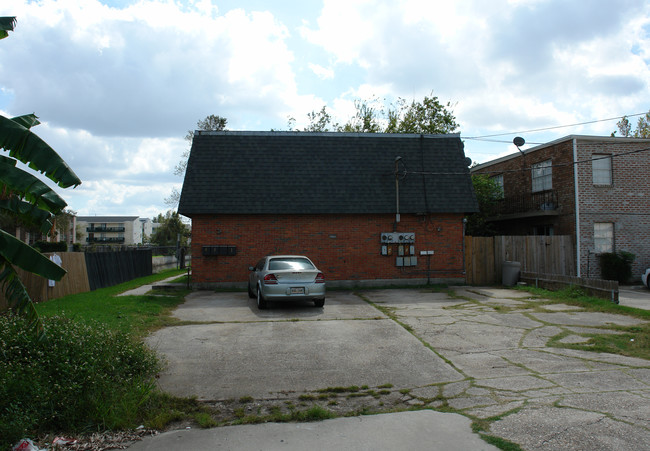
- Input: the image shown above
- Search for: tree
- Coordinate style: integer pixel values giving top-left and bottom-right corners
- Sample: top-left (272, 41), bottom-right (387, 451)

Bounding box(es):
top-left (0, 17), bottom-right (82, 338)
top-left (165, 114), bottom-right (227, 207)
top-left (291, 93), bottom-right (459, 135)
top-left (464, 174), bottom-right (502, 237)
top-left (386, 95), bottom-right (459, 134)
top-left (150, 211), bottom-right (190, 247)
top-left (53, 209), bottom-right (77, 242)
top-left (613, 111), bottom-right (650, 138)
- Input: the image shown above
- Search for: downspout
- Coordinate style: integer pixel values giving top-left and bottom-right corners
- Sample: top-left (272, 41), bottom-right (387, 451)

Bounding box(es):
top-left (394, 156), bottom-right (402, 231)
top-left (573, 138), bottom-right (581, 277)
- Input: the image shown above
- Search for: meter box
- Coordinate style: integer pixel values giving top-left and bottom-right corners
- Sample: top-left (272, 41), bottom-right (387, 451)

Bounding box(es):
top-left (380, 232), bottom-right (415, 243)
top-left (202, 245), bottom-right (237, 256)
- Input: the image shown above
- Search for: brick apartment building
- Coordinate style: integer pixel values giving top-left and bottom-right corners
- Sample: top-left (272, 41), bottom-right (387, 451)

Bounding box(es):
top-left (179, 131), bottom-right (478, 288)
top-left (471, 135), bottom-right (650, 278)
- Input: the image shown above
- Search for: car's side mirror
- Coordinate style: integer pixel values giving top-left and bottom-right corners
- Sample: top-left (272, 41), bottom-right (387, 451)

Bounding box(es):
top-left (248, 266), bottom-right (254, 271)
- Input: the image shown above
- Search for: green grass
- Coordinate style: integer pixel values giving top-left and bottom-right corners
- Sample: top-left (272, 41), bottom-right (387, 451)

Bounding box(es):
top-left (35, 269), bottom-right (187, 339)
top-left (231, 405), bottom-right (336, 426)
top-left (514, 285), bottom-right (650, 360)
top-left (0, 269), bottom-right (197, 448)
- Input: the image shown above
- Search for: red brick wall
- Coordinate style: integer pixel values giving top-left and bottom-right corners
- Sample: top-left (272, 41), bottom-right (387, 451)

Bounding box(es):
top-left (189, 213), bottom-right (467, 284)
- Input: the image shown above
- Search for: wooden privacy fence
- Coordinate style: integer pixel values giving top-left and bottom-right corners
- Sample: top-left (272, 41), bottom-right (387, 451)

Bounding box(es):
top-left (0, 253), bottom-right (90, 310)
top-left (0, 249), bottom-right (153, 311)
top-left (465, 235), bottom-right (576, 285)
top-left (520, 271), bottom-right (618, 303)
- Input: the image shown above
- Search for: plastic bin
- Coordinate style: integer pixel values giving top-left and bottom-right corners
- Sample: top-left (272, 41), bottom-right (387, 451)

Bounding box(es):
top-left (502, 261), bottom-right (521, 286)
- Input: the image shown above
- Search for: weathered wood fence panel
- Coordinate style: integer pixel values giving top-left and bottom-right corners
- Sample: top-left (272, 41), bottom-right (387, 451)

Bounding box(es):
top-left (465, 236), bottom-right (576, 285)
top-left (1, 249), bottom-right (153, 311)
top-left (520, 271), bottom-right (618, 303)
top-left (0, 253), bottom-right (90, 309)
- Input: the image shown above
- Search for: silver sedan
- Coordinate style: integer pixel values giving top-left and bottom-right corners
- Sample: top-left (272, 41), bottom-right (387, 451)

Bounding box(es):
top-left (248, 255), bottom-right (326, 309)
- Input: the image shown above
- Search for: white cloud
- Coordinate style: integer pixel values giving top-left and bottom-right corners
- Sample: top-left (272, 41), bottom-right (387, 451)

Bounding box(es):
top-left (309, 63), bottom-right (334, 80)
top-left (1, 0), bottom-right (299, 137)
top-left (3, 0), bottom-right (650, 217)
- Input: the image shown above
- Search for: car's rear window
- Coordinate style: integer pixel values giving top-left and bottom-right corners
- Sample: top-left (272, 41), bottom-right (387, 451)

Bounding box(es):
top-left (268, 258), bottom-right (315, 271)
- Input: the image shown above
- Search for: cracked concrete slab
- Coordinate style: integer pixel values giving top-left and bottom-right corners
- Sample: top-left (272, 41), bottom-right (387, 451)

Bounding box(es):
top-left (490, 405), bottom-right (650, 451)
top-left (529, 311), bottom-right (645, 327)
top-left (545, 370), bottom-right (649, 391)
top-left (144, 286), bottom-right (650, 451)
top-left (558, 391), bottom-right (650, 427)
top-left (367, 287), bottom-right (650, 450)
top-left (475, 375), bottom-right (557, 391)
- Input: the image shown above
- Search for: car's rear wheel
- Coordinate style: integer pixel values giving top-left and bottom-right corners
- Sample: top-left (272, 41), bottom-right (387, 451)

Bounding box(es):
top-left (314, 298), bottom-right (325, 308)
top-left (256, 286), bottom-right (267, 309)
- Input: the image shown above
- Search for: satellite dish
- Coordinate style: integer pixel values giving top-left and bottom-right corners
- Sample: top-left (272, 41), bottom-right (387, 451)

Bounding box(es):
top-left (513, 136), bottom-right (525, 147)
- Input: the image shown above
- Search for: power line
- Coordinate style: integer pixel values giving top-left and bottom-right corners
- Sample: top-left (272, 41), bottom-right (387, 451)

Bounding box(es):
top-left (464, 137), bottom-right (544, 145)
top-left (405, 146), bottom-right (650, 176)
top-left (464, 111), bottom-right (648, 140)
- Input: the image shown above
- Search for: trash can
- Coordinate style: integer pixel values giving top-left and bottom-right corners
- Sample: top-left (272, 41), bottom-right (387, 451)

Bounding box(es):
top-left (502, 261), bottom-right (521, 286)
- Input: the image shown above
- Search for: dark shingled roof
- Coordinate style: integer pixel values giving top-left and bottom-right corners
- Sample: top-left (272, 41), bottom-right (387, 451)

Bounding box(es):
top-left (178, 131), bottom-right (478, 216)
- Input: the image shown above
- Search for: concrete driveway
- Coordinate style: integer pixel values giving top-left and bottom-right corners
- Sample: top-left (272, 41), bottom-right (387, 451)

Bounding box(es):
top-left (619, 284), bottom-right (650, 310)
top-left (143, 287), bottom-right (650, 450)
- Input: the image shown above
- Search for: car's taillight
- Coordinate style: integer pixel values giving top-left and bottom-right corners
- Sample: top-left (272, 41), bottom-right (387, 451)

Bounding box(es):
top-left (263, 274), bottom-right (278, 285)
top-left (315, 272), bottom-right (325, 283)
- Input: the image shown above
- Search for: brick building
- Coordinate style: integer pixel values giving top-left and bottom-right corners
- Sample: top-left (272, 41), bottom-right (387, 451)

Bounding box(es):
top-left (471, 135), bottom-right (650, 278)
top-left (179, 131), bottom-right (478, 288)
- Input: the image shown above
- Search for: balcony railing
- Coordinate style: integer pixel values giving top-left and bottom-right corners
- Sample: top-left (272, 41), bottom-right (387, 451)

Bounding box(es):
top-left (86, 237), bottom-right (125, 243)
top-left (87, 226), bottom-right (125, 232)
top-left (490, 190), bottom-right (558, 217)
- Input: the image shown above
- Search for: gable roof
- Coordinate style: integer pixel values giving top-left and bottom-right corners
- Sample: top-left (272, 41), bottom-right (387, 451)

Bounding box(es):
top-left (471, 134), bottom-right (650, 171)
top-left (179, 131), bottom-right (478, 216)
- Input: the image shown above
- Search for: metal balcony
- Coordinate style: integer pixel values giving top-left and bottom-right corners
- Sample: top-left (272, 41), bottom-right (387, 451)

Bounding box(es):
top-left (488, 190), bottom-right (559, 220)
top-left (86, 226), bottom-right (125, 232)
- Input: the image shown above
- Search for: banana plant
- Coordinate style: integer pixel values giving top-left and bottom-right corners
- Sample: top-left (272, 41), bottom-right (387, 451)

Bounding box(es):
top-left (1, 17), bottom-right (82, 338)
top-left (0, 17), bottom-right (15, 40)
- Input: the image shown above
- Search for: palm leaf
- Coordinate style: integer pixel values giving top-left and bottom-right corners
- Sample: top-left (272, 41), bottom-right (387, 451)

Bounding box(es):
top-left (0, 17), bottom-right (16, 40)
top-left (0, 197), bottom-right (53, 234)
top-left (0, 156), bottom-right (68, 214)
top-left (0, 115), bottom-right (81, 188)
top-left (0, 257), bottom-right (45, 340)
top-left (0, 229), bottom-right (66, 280)
top-left (11, 114), bottom-right (41, 129)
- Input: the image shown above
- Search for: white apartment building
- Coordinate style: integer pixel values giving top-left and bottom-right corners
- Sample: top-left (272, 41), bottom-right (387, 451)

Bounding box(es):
top-left (77, 216), bottom-right (144, 245)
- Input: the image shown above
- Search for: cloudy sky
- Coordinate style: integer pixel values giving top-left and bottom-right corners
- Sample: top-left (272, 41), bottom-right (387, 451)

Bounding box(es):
top-left (1, 0), bottom-right (649, 219)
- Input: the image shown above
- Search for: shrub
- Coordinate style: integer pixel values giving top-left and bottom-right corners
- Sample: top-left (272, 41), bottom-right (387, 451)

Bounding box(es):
top-left (599, 251), bottom-right (635, 283)
top-left (32, 241), bottom-right (68, 253)
top-left (0, 314), bottom-right (160, 448)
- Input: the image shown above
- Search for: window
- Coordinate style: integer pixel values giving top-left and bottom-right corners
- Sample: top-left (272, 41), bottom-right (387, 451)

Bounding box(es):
top-left (592, 154), bottom-right (612, 185)
top-left (532, 160), bottom-right (552, 192)
top-left (492, 174), bottom-right (504, 199)
top-left (594, 222), bottom-right (614, 253)
top-left (534, 225), bottom-right (554, 236)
